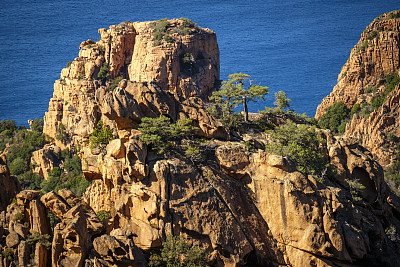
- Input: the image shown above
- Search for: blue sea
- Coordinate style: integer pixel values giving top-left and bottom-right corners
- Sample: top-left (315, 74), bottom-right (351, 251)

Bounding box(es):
top-left (0, 0), bottom-right (399, 126)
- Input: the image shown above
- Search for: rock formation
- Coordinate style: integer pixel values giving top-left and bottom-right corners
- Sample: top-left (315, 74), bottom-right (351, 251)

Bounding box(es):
top-left (0, 155), bottom-right (20, 213)
top-left (344, 83), bottom-right (400, 165)
top-left (43, 19), bottom-right (222, 150)
top-left (316, 10), bottom-right (400, 166)
top-left (316, 10), bottom-right (400, 119)
top-left (2, 17), bottom-right (400, 267)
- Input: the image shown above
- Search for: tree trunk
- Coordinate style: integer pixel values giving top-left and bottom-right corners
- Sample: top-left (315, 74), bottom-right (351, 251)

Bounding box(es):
top-left (243, 96), bottom-right (248, 122)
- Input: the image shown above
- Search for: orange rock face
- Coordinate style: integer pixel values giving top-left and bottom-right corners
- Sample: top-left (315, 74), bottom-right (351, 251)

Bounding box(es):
top-left (316, 11), bottom-right (400, 119)
top-left (43, 19), bottom-right (221, 148)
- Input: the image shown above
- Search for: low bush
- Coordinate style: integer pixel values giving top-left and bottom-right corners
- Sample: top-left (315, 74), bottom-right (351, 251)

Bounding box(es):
top-left (96, 210), bottom-right (111, 221)
top-left (2, 247), bottom-right (14, 261)
top-left (149, 235), bottom-right (209, 267)
top-left (318, 101), bottom-right (350, 133)
top-left (89, 121), bottom-right (114, 149)
top-left (26, 232), bottom-right (52, 250)
top-left (265, 122), bottom-right (329, 180)
top-left (56, 123), bottom-right (67, 141)
top-left (109, 76), bottom-right (123, 91)
top-left (345, 178), bottom-right (365, 202)
top-left (139, 116), bottom-right (195, 154)
top-left (367, 30), bottom-right (379, 40)
top-left (30, 118), bottom-right (44, 132)
top-left (97, 62), bottom-right (109, 81)
top-left (356, 40), bottom-right (368, 53)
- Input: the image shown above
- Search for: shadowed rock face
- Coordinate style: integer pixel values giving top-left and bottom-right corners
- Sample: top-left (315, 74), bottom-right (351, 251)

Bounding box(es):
top-left (0, 155), bottom-right (20, 213)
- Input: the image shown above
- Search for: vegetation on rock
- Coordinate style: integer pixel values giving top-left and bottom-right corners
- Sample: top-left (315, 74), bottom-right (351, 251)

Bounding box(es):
top-left (209, 73), bottom-right (269, 128)
top-left (26, 232), bottom-right (52, 250)
top-left (139, 116), bottom-right (195, 154)
top-left (110, 76), bottom-right (123, 91)
top-left (150, 18), bottom-right (199, 46)
top-left (1, 119), bottom-right (46, 175)
top-left (97, 62), bottom-right (109, 82)
top-left (273, 90), bottom-right (291, 112)
top-left (318, 101), bottom-right (350, 133)
top-left (265, 121), bottom-right (329, 180)
top-left (96, 210), bottom-right (111, 221)
top-left (345, 178), bottom-right (366, 202)
top-left (89, 121), bottom-right (114, 149)
top-left (56, 122), bottom-right (67, 141)
top-left (149, 235), bottom-right (209, 267)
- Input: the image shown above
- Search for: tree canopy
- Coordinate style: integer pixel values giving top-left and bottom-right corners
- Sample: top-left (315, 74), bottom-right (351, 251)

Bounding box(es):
top-left (210, 73), bottom-right (269, 123)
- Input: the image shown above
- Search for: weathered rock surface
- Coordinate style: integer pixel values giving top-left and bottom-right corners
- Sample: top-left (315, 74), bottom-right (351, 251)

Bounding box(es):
top-left (316, 11), bottom-right (400, 119)
top-left (31, 144), bottom-right (61, 180)
top-left (0, 155), bottom-right (20, 213)
top-left (43, 19), bottom-right (223, 149)
top-left (344, 83), bottom-right (400, 165)
top-left (316, 11), bottom-right (400, 168)
top-left (1, 16), bottom-right (398, 267)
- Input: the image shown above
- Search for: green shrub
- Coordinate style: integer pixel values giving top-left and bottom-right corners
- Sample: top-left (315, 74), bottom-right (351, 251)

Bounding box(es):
top-left (97, 62), bottom-right (109, 81)
top-left (139, 116), bottom-right (195, 154)
top-left (2, 247), bottom-right (14, 261)
top-left (56, 123), bottom-right (67, 141)
top-left (89, 121), bottom-right (114, 149)
top-left (149, 235), bottom-right (209, 267)
top-left (109, 76), bottom-right (123, 91)
top-left (367, 30), bottom-right (379, 40)
top-left (318, 101), bottom-right (350, 132)
top-left (181, 52), bottom-right (195, 72)
top-left (64, 154), bottom-right (82, 177)
top-left (13, 212), bottom-right (24, 222)
top-left (273, 91), bottom-right (291, 112)
top-left (25, 131), bottom-right (45, 148)
top-left (364, 86), bottom-right (376, 93)
top-left (182, 143), bottom-right (203, 162)
top-left (337, 121), bottom-right (347, 134)
top-left (150, 18), bottom-right (169, 46)
top-left (30, 118), bottom-right (44, 132)
top-left (0, 120), bottom-right (17, 134)
top-left (164, 34), bottom-right (174, 43)
top-left (18, 171), bottom-right (43, 190)
top-left (265, 122), bottom-right (329, 180)
top-left (9, 157), bottom-right (29, 175)
top-left (26, 232), bottom-right (52, 250)
top-left (96, 210), bottom-right (111, 221)
top-left (345, 178), bottom-right (366, 202)
top-left (356, 40), bottom-right (368, 53)
top-left (370, 73), bottom-right (400, 110)
top-left (350, 103), bottom-right (361, 117)
top-left (66, 61), bottom-right (72, 68)
top-left (388, 12), bottom-right (400, 19)
top-left (387, 132), bottom-right (396, 142)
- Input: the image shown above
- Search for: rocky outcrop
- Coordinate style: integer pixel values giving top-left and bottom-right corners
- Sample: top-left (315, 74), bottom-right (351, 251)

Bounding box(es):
top-left (31, 144), bottom-right (61, 180)
top-left (0, 190), bottom-right (51, 267)
top-left (344, 83), bottom-right (400, 165)
top-left (0, 155), bottom-right (20, 212)
top-left (316, 11), bottom-right (400, 119)
top-left (43, 19), bottom-right (222, 149)
top-left (213, 133), bottom-right (400, 266)
top-left (6, 17), bottom-right (396, 266)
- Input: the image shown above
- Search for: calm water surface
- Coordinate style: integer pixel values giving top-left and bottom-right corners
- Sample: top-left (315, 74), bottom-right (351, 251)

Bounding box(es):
top-left (0, 0), bottom-right (399, 126)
